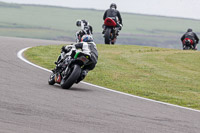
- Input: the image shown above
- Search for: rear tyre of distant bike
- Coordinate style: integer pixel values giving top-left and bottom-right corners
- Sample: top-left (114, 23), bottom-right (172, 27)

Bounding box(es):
top-left (104, 28), bottom-right (111, 44)
top-left (60, 65), bottom-right (81, 89)
top-left (183, 46), bottom-right (190, 50)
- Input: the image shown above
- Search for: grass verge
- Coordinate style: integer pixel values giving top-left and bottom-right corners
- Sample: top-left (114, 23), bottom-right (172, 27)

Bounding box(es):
top-left (24, 44), bottom-right (200, 110)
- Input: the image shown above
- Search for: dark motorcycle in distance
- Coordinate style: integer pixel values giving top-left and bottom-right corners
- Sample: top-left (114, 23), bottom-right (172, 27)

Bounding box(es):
top-left (103, 17), bottom-right (118, 45)
top-left (48, 47), bottom-right (96, 89)
top-left (183, 38), bottom-right (195, 50)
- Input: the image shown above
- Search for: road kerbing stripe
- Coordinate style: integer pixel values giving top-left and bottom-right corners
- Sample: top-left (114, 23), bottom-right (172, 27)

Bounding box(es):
top-left (17, 47), bottom-right (200, 113)
top-left (17, 47), bottom-right (51, 72)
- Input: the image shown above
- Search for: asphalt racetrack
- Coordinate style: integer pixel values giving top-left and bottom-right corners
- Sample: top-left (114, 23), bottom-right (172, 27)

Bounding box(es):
top-left (0, 36), bottom-right (200, 133)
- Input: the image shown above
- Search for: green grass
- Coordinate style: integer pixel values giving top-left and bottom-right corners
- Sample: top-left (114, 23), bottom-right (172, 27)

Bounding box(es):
top-left (24, 44), bottom-right (200, 110)
top-left (1, 2), bottom-right (200, 48)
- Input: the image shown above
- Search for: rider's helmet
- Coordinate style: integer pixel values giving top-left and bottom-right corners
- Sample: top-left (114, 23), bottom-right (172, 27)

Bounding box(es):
top-left (81, 35), bottom-right (93, 42)
top-left (76, 20), bottom-right (81, 27)
top-left (110, 3), bottom-right (117, 9)
top-left (187, 28), bottom-right (193, 32)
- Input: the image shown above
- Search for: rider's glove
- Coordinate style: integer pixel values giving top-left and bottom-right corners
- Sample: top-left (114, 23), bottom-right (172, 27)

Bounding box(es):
top-left (61, 46), bottom-right (66, 52)
top-left (65, 46), bottom-right (72, 53)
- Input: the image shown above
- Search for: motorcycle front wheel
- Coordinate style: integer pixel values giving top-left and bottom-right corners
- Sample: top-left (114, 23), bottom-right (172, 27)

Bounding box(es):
top-left (48, 73), bottom-right (55, 85)
top-left (60, 64), bottom-right (81, 89)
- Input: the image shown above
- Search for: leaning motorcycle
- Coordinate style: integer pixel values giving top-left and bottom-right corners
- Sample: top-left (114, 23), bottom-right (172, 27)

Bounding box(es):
top-left (182, 38), bottom-right (195, 50)
top-left (103, 17), bottom-right (118, 45)
top-left (48, 46), bottom-right (96, 89)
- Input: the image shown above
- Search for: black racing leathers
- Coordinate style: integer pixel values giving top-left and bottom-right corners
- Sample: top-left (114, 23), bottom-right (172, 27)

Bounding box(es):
top-left (181, 31), bottom-right (199, 44)
top-left (74, 42), bottom-right (98, 70)
top-left (103, 8), bottom-right (122, 25)
top-left (57, 43), bottom-right (98, 71)
top-left (181, 31), bottom-right (199, 50)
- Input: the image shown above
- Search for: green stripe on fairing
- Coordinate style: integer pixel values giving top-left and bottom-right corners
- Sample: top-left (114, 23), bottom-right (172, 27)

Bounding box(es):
top-left (74, 52), bottom-right (80, 59)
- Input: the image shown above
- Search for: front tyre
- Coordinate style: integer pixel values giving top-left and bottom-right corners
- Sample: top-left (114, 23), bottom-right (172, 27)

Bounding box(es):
top-left (104, 28), bottom-right (111, 44)
top-left (61, 65), bottom-right (81, 89)
top-left (48, 73), bottom-right (55, 85)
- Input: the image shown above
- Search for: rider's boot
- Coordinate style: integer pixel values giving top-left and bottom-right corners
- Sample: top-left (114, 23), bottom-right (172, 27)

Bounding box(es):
top-left (116, 30), bottom-right (119, 36)
top-left (102, 24), bottom-right (106, 34)
top-left (76, 70), bottom-right (88, 83)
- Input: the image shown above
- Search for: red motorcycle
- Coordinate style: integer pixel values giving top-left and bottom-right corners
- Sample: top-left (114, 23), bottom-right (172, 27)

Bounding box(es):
top-left (182, 38), bottom-right (195, 50)
top-left (103, 17), bottom-right (118, 44)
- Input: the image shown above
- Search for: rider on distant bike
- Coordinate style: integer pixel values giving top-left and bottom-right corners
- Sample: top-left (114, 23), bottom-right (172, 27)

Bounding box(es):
top-left (76, 20), bottom-right (93, 42)
top-left (181, 28), bottom-right (199, 50)
top-left (102, 3), bottom-right (123, 35)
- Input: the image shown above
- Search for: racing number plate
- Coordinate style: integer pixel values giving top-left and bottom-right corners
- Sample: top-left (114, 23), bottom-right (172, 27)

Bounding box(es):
top-left (79, 56), bottom-right (89, 64)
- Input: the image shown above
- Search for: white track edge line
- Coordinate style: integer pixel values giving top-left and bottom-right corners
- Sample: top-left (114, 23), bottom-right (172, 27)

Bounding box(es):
top-left (17, 47), bottom-right (200, 113)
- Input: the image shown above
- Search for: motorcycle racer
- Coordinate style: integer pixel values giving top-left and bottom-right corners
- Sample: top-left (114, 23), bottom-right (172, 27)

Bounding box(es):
top-left (54, 35), bottom-right (98, 81)
top-left (75, 20), bottom-right (93, 42)
top-left (102, 3), bottom-right (123, 35)
top-left (181, 28), bottom-right (199, 50)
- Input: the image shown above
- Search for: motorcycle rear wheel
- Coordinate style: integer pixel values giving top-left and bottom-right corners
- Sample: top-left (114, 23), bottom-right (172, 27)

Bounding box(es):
top-left (183, 46), bottom-right (191, 50)
top-left (104, 28), bottom-right (111, 44)
top-left (61, 65), bottom-right (81, 89)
